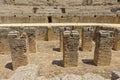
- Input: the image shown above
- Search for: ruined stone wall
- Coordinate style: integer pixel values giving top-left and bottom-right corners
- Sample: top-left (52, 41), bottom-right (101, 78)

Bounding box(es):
top-left (0, 0), bottom-right (119, 23)
top-left (4, 0), bottom-right (119, 5)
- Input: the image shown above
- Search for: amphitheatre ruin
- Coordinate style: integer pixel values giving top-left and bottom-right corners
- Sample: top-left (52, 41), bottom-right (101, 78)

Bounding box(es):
top-left (0, 0), bottom-right (120, 80)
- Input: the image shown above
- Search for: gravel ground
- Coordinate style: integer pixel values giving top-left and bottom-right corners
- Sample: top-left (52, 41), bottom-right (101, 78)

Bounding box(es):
top-left (0, 41), bottom-right (120, 79)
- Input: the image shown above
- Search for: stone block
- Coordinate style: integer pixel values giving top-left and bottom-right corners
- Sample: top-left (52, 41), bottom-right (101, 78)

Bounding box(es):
top-left (8, 31), bottom-right (28, 70)
top-left (113, 28), bottom-right (120, 51)
top-left (59, 26), bottom-right (75, 52)
top-left (0, 27), bottom-right (11, 54)
top-left (24, 27), bottom-right (36, 53)
top-left (36, 26), bottom-right (48, 41)
top-left (94, 30), bottom-right (114, 66)
top-left (82, 27), bottom-right (94, 51)
top-left (63, 30), bottom-right (79, 67)
top-left (48, 26), bottom-right (60, 41)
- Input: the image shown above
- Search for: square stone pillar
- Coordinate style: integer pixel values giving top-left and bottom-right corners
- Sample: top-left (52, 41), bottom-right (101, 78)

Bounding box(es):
top-left (63, 30), bottom-right (79, 67)
top-left (8, 31), bottom-right (28, 70)
top-left (36, 26), bottom-right (48, 41)
top-left (59, 26), bottom-right (75, 52)
top-left (59, 27), bottom-right (65, 52)
top-left (82, 27), bottom-right (94, 51)
top-left (94, 30), bottom-right (114, 66)
top-left (48, 26), bottom-right (60, 41)
top-left (24, 27), bottom-right (36, 53)
top-left (113, 28), bottom-right (120, 51)
top-left (0, 27), bottom-right (11, 54)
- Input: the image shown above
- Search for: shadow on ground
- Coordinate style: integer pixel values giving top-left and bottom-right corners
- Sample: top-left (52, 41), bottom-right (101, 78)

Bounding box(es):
top-left (82, 59), bottom-right (95, 66)
top-left (5, 62), bottom-right (13, 70)
top-left (53, 48), bottom-right (60, 52)
top-left (52, 60), bottom-right (64, 67)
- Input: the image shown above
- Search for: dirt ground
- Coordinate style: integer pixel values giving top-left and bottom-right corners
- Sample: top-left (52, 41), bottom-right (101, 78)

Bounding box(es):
top-left (0, 41), bottom-right (120, 79)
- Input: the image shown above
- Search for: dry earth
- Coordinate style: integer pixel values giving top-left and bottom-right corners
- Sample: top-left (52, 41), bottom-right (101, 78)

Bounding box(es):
top-left (0, 41), bottom-right (120, 79)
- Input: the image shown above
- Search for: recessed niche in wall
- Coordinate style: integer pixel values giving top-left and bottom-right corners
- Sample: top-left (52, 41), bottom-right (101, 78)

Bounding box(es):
top-left (48, 16), bottom-right (52, 23)
top-left (61, 8), bottom-right (66, 13)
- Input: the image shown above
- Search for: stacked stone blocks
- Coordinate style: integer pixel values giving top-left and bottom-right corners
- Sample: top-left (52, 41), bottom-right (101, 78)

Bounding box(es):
top-left (8, 31), bottom-right (28, 70)
top-left (94, 30), bottom-right (114, 66)
top-left (59, 26), bottom-right (74, 52)
top-left (63, 30), bottom-right (79, 67)
top-left (113, 28), bottom-right (120, 51)
top-left (82, 27), bottom-right (94, 51)
top-left (24, 27), bottom-right (36, 53)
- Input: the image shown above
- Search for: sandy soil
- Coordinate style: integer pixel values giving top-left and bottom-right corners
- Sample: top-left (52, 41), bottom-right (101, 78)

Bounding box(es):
top-left (0, 41), bottom-right (120, 79)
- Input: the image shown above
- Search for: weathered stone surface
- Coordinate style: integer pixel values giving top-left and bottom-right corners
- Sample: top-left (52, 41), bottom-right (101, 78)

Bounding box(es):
top-left (93, 26), bottom-right (115, 41)
top-left (61, 74), bottom-right (82, 80)
top-left (36, 26), bottom-right (48, 41)
top-left (24, 27), bottom-right (36, 53)
top-left (37, 76), bottom-right (60, 80)
top-left (48, 26), bottom-right (60, 41)
top-left (113, 28), bottom-right (120, 51)
top-left (10, 64), bottom-right (39, 80)
top-left (59, 26), bottom-right (74, 52)
top-left (8, 31), bottom-right (28, 70)
top-left (63, 30), bottom-right (79, 67)
top-left (82, 27), bottom-right (94, 51)
top-left (112, 71), bottom-right (120, 80)
top-left (94, 30), bottom-right (114, 66)
top-left (10, 26), bottom-right (24, 34)
top-left (82, 73), bottom-right (105, 80)
top-left (0, 27), bottom-right (11, 54)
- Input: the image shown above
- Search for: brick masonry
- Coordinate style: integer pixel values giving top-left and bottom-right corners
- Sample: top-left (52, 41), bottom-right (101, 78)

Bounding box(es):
top-left (0, 27), bottom-right (11, 54)
top-left (24, 27), bottom-right (36, 53)
top-left (36, 26), bottom-right (48, 41)
top-left (8, 31), bottom-right (28, 70)
top-left (59, 26), bottom-right (75, 52)
top-left (82, 27), bottom-right (94, 51)
top-left (63, 30), bottom-right (79, 67)
top-left (94, 30), bottom-right (114, 66)
top-left (113, 28), bottom-right (120, 51)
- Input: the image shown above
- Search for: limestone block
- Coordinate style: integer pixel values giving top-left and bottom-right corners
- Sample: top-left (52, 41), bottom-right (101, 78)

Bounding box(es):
top-left (10, 26), bottom-right (24, 34)
top-left (63, 30), bottom-right (79, 67)
top-left (0, 27), bottom-right (11, 54)
top-left (94, 30), bottom-right (114, 66)
top-left (113, 28), bottom-right (120, 51)
top-left (59, 26), bottom-right (75, 52)
top-left (8, 31), bottom-right (28, 70)
top-left (36, 26), bottom-right (48, 41)
top-left (10, 64), bottom-right (39, 80)
top-left (24, 27), bottom-right (36, 53)
top-left (48, 26), bottom-right (60, 41)
top-left (82, 27), bottom-right (94, 51)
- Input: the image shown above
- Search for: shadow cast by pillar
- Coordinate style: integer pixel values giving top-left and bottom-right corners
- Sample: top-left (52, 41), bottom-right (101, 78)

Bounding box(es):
top-left (52, 60), bottom-right (64, 67)
top-left (5, 62), bottom-right (13, 70)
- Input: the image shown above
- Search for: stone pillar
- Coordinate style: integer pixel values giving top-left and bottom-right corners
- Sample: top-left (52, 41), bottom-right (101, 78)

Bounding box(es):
top-left (24, 27), bottom-right (36, 53)
top-left (63, 30), bottom-right (79, 67)
top-left (0, 27), bottom-right (11, 54)
top-left (36, 26), bottom-right (48, 41)
top-left (59, 26), bottom-right (75, 52)
top-left (94, 30), bottom-right (114, 66)
top-left (82, 27), bottom-right (94, 51)
top-left (59, 27), bottom-right (65, 52)
top-left (113, 28), bottom-right (120, 51)
top-left (8, 31), bottom-right (28, 70)
top-left (48, 26), bottom-right (60, 41)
